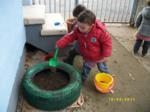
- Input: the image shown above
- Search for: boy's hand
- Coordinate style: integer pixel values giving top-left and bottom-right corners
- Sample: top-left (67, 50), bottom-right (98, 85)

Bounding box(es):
top-left (56, 40), bottom-right (62, 48)
top-left (55, 45), bottom-right (58, 48)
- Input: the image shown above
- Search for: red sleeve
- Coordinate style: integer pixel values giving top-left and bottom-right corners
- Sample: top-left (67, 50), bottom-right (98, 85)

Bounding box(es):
top-left (56, 30), bottom-right (78, 48)
top-left (101, 31), bottom-right (112, 57)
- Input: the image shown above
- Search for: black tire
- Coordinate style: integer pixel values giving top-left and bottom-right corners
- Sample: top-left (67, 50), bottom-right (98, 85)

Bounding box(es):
top-left (22, 61), bottom-right (82, 111)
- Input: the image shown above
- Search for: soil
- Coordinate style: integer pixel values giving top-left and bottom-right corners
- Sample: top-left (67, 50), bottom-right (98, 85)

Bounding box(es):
top-left (33, 69), bottom-right (70, 90)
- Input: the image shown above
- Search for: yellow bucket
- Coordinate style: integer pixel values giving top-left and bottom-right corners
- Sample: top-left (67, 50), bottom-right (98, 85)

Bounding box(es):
top-left (94, 73), bottom-right (114, 93)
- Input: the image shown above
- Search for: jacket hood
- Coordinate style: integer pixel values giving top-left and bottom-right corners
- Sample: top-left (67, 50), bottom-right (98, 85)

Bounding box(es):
top-left (95, 20), bottom-right (106, 31)
top-left (142, 7), bottom-right (150, 19)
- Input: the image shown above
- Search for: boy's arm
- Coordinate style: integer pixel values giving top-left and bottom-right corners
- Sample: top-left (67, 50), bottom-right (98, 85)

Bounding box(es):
top-left (100, 31), bottom-right (112, 57)
top-left (56, 30), bottom-right (78, 48)
top-left (135, 12), bottom-right (142, 28)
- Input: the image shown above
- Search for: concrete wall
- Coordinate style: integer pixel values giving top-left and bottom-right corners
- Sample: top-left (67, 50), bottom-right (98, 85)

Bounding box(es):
top-left (0, 0), bottom-right (26, 112)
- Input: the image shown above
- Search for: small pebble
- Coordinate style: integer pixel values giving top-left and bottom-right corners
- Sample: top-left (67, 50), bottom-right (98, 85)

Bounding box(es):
top-left (114, 60), bottom-right (118, 63)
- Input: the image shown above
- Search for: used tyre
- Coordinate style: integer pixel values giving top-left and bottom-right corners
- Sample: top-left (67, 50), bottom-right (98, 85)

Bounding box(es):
top-left (22, 61), bottom-right (82, 111)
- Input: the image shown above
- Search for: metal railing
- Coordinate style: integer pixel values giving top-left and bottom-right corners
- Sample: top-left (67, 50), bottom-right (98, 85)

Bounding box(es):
top-left (32, 0), bottom-right (136, 23)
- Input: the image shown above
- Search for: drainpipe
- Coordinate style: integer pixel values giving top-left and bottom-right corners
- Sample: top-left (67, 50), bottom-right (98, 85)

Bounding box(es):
top-left (130, 0), bottom-right (147, 27)
top-left (130, 0), bottom-right (139, 27)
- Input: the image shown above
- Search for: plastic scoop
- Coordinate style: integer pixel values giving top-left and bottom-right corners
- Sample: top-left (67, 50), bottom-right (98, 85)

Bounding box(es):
top-left (49, 48), bottom-right (59, 67)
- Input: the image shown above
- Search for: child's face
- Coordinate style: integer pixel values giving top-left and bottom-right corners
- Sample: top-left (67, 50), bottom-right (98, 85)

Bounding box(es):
top-left (77, 22), bottom-right (93, 33)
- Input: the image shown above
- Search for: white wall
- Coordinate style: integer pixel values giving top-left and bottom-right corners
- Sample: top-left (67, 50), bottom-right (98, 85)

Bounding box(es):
top-left (0, 0), bottom-right (26, 111)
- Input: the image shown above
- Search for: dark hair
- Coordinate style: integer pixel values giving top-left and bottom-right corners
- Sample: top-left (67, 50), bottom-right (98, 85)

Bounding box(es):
top-left (73, 4), bottom-right (86, 17)
top-left (77, 10), bottom-right (96, 25)
top-left (147, 1), bottom-right (150, 6)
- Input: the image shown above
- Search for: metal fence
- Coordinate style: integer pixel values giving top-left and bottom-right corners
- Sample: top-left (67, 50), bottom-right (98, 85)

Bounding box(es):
top-left (32, 0), bottom-right (136, 23)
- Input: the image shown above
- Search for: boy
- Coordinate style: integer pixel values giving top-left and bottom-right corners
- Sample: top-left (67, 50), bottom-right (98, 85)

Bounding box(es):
top-left (64, 4), bottom-right (86, 64)
top-left (133, 0), bottom-right (150, 57)
top-left (67, 4), bottom-right (86, 32)
top-left (43, 4), bottom-right (86, 60)
top-left (56, 10), bottom-right (112, 82)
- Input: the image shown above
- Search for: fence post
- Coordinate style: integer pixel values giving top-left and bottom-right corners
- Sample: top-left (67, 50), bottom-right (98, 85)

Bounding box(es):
top-left (74, 0), bottom-right (79, 7)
